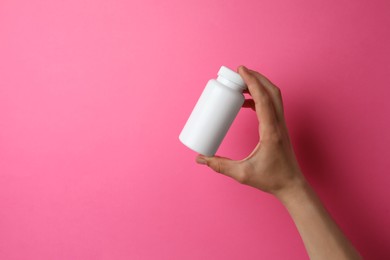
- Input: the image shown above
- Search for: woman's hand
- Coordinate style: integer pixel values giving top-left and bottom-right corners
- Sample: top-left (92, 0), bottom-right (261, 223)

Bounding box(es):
top-left (196, 66), bottom-right (305, 198)
top-left (196, 66), bottom-right (361, 259)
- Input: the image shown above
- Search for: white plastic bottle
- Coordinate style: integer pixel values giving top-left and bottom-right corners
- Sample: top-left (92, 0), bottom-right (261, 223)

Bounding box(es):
top-left (179, 66), bottom-right (246, 156)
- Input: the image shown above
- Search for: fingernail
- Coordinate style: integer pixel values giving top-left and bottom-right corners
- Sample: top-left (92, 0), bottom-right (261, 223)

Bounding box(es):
top-left (241, 65), bottom-right (248, 71)
top-left (196, 156), bottom-right (207, 165)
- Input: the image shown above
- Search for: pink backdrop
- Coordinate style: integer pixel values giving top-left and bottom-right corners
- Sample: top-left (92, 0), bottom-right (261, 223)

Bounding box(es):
top-left (1, 0), bottom-right (389, 259)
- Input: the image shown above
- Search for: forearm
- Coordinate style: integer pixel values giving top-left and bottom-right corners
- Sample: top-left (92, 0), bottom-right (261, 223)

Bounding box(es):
top-left (276, 178), bottom-right (361, 260)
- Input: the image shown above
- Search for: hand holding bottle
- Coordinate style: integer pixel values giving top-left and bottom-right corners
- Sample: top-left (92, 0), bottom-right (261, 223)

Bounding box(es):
top-left (196, 66), bottom-right (361, 260)
top-left (196, 66), bottom-right (305, 199)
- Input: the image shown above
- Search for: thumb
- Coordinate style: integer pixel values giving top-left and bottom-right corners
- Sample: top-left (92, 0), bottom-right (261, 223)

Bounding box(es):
top-left (196, 155), bottom-right (239, 178)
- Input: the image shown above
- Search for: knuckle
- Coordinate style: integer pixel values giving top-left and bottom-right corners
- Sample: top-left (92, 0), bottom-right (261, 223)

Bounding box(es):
top-left (235, 166), bottom-right (251, 184)
top-left (211, 160), bottom-right (224, 174)
top-left (216, 160), bottom-right (223, 174)
top-left (246, 72), bottom-right (261, 85)
top-left (252, 71), bottom-right (262, 78)
top-left (246, 75), bottom-right (258, 86)
top-left (273, 87), bottom-right (281, 97)
top-left (236, 172), bottom-right (249, 184)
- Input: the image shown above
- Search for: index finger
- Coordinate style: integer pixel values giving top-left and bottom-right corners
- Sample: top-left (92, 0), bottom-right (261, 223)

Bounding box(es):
top-left (238, 66), bottom-right (278, 129)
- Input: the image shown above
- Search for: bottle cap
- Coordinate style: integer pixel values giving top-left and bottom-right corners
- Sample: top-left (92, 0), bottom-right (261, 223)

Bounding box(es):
top-left (218, 66), bottom-right (246, 89)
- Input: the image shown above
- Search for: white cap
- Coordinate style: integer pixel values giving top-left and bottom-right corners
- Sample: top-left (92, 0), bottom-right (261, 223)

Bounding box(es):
top-left (217, 66), bottom-right (246, 89)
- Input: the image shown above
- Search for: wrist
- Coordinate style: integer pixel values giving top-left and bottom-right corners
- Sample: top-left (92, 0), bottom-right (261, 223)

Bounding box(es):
top-left (274, 174), bottom-right (311, 206)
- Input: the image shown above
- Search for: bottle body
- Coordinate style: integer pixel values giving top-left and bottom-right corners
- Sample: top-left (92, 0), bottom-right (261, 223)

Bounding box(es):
top-left (179, 79), bottom-right (245, 156)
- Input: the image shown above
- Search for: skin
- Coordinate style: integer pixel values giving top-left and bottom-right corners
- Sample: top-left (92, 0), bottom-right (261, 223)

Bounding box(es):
top-left (196, 66), bottom-right (361, 260)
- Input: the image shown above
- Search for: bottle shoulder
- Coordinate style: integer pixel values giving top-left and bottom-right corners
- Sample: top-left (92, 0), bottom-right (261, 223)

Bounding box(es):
top-left (207, 79), bottom-right (244, 95)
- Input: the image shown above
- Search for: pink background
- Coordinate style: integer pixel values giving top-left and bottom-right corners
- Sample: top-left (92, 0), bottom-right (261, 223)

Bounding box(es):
top-left (1, 0), bottom-right (389, 259)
